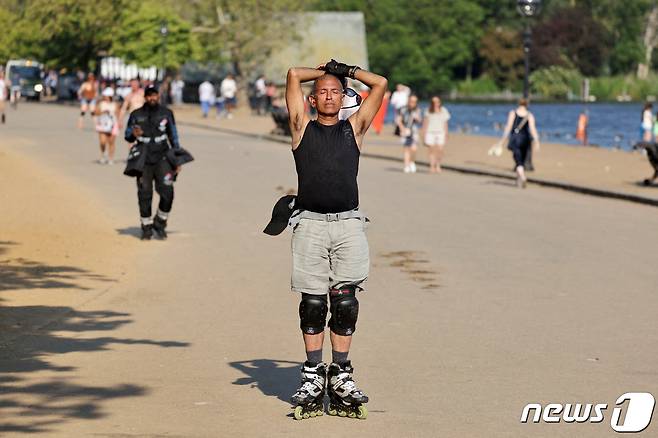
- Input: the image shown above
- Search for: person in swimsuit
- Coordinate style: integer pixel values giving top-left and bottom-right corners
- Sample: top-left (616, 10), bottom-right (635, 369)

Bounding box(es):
top-left (78, 73), bottom-right (98, 129)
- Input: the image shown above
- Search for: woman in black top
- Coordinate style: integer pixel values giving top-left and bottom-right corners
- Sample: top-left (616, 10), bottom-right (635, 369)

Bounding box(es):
top-left (500, 98), bottom-right (540, 188)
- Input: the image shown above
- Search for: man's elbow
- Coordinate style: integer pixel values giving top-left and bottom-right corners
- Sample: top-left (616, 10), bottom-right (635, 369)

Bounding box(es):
top-left (287, 68), bottom-right (298, 81)
top-left (375, 76), bottom-right (388, 89)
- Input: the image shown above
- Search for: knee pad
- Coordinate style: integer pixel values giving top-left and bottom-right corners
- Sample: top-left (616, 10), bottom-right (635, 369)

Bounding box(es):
top-left (80, 111), bottom-right (86, 116)
top-left (299, 293), bottom-right (328, 335)
top-left (328, 286), bottom-right (359, 336)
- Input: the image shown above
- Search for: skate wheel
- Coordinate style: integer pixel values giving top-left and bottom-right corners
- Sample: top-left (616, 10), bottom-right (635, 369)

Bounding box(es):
top-left (309, 411), bottom-right (317, 418)
top-left (348, 411), bottom-right (357, 418)
top-left (338, 410), bottom-right (347, 417)
top-left (316, 409), bottom-right (324, 416)
top-left (302, 412), bottom-right (310, 419)
top-left (357, 405), bottom-right (368, 419)
top-left (328, 406), bottom-right (338, 416)
top-left (293, 406), bottom-right (304, 420)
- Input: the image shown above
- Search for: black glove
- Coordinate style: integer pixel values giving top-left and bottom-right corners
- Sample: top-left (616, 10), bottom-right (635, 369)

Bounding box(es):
top-left (323, 59), bottom-right (360, 78)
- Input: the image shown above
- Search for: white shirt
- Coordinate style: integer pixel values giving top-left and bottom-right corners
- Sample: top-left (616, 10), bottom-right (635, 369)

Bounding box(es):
top-left (255, 78), bottom-right (266, 96)
top-left (171, 79), bottom-right (184, 93)
top-left (199, 81), bottom-right (215, 102)
top-left (643, 109), bottom-right (653, 129)
top-left (0, 79), bottom-right (6, 101)
top-left (390, 90), bottom-right (410, 110)
top-left (426, 107), bottom-right (451, 133)
top-left (220, 78), bottom-right (237, 99)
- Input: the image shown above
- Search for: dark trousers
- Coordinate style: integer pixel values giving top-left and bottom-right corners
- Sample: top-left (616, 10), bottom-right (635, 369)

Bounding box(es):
top-left (137, 158), bottom-right (174, 218)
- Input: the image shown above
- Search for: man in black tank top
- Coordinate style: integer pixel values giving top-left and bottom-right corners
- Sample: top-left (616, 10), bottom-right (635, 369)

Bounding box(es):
top-left (285, 60), bottom-right (387, 419)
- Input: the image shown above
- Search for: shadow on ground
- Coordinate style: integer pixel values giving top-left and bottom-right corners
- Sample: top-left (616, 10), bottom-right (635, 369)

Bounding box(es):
top-left (0, 242), bottom-right (190, 434)
top-left (229, 359), bottom-right (300, 404)
top-left (484, 179), bottom-right (518, 188)
top-left (116, 227), bottom-right (177, 240)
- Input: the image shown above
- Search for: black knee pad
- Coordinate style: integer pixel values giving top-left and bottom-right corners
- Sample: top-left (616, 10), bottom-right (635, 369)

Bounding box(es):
top-left (299, 293), bottom-right (328, 335)
top-left (80, 111), bottom-right (86, 116)
top-left (328, 286), bottom-right (359, 336)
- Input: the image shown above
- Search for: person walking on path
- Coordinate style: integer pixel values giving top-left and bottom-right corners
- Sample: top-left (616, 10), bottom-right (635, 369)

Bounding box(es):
top-left (390, 83), bottom-right (410, 119)
top-left (576, 110), bottom-right (588, 146)
top-left (642, 102), bottom-right (653, 142)
top-left (254, 74), bottom-right (267, 115)
top-left (0, 72), bottom-right (7, 124)
top-left (500, 98), bottom-right (540, 188)
top-left (198, 80), bottom-right (215, 118)
top-left (396, 95), bottom-right (422, 173)
top-left (94, 87), bottom-right (120, 165)
top-left (283, 59), bottom-right (387, 420)
top-left (77, 73), bottom-right (98, 129)
top-left (220, 74), bottom-right (238, 119)
top-left (119, 79), bottom-right (145, 127)
top-left (421, 96), bottom-right (451, 173)
top-left (124, 86), bottom-right (182, 240)
top-left (171, 75), bottom-right (184, 106)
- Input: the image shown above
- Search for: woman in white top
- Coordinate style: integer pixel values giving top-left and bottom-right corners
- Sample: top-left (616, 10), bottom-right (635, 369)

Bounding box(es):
top-left (641, 102), bottom-right (653, 142)
top-left (421, 96), bottom-right (451, 173)
top-left (94, 87), bottom-right (120, 165)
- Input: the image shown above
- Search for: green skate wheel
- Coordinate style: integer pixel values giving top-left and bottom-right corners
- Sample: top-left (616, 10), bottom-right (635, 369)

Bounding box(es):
top-left (293, 406), bottom-right (304, 420)
top-left (309, 411), bottom-right (317, 418)
top-left (303, 412), bottom-right (310, 419)
top-left (348, 411), bottom-right (357, 418)
top-left (338, 410), bottom-right (347, 417)
top-left (356, 405), bottom-right (368, 419)
top-left (328, 406), bottom-right (338, 416)
top-left (316, 409), bottom-right (324, 416)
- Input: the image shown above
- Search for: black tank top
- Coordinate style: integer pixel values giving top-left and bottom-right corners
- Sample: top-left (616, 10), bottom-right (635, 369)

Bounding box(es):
top-left (512, 111), bottom-right (531, 139)
top-left (293, 120), bottom-right (360, 213)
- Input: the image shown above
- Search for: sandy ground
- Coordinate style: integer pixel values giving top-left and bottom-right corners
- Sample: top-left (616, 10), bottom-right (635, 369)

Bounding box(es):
top-left (1, 103), bottom-right (657, 437)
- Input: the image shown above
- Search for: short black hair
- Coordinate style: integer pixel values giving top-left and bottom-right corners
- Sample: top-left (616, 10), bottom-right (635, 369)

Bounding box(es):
top-left (312, 73), bottom-right (346, 95)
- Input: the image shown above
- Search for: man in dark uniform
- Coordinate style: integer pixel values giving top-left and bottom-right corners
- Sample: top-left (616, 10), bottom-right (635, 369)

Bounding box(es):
top-left (285, 60), bottom-right (387, 420)
top-left (125, 86), bottom-right (181, 240)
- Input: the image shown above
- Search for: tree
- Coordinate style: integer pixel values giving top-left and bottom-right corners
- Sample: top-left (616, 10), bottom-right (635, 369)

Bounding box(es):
top-left (478, 26), bottom-right (524, 88)
top-left (313, 0), bottom-right (485, 96)
top-left (532, 6), bottom-right (610, 76)
top-left (10, 0), bottom-right (125, 70)
top-left (638, 2), bottom-right (658, 78)
top-left (112, 1), bottom-right (200, 70)
top-left (175, 0), bottom-right (307, 77)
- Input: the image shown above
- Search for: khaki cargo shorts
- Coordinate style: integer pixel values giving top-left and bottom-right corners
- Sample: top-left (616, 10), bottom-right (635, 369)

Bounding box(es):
top-left (291, 218), bottom-right (369, 295)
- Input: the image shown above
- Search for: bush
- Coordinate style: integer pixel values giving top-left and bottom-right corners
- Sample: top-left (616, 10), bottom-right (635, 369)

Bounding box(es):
top-left (530, 66), bottom-right (582, 99)
top-left (455, 76), bottom-right (500, 96)
top-left (589, 75), bottom-right (658, 101)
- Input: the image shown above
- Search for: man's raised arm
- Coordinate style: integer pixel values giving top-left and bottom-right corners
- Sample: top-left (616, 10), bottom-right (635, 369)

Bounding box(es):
top-left (349, 69), bottom-right (388, 139)
top-left (286, 67), bottom-right (324, 145)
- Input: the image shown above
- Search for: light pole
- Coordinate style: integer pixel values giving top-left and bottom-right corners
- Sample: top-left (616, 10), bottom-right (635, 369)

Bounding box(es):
top-left (160, 20), bottom-right (168, 82)
top-left (517, 0), bottom-right (542, 99)
top-left (517, 0), bottom-right (541, 171)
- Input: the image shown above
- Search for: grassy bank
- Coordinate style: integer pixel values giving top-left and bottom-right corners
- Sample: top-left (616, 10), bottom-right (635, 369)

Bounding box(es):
top-left (453, 72), bottom-right (658, 102)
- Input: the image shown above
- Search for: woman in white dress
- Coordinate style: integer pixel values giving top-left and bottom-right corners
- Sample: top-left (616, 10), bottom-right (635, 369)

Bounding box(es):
top-left (421, 96), bottom-right (451, 173)
top-left (94, 87), bottom-right (120, 164)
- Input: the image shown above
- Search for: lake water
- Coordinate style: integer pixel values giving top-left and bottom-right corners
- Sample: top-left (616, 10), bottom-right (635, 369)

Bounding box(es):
top-left (385, 102), bottom-right (648, 151)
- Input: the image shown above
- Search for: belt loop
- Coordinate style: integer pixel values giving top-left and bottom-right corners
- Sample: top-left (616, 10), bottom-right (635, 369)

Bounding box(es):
top-left (326, 213), bottom-right (339, 221)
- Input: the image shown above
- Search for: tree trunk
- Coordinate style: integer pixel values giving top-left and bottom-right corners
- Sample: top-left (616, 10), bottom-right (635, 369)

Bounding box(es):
top-left (638, 3), bottom-right (658, 79)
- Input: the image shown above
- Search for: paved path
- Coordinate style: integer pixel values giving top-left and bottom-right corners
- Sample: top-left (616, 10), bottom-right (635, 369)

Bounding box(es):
top-left (1, 103), bottom-right (657, 437)
top-left (174, 105), bottom-right (658, 205)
